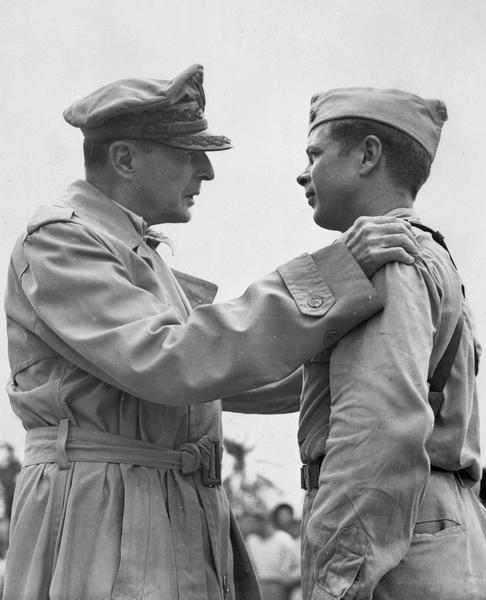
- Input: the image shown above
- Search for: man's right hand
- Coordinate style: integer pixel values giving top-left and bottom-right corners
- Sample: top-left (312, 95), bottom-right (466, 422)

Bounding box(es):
top-left (341, 215), bottom-right (420, 278)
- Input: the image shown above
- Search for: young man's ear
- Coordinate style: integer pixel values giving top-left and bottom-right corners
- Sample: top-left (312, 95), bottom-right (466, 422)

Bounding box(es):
top-left (359, 135), bottom-right (383, 176)
top-left (108, 141), bottom-right (138, 179)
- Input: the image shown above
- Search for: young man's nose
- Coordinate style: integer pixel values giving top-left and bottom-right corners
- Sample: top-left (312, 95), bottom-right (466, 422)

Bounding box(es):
top-left (296, 168), bottom-right (310, 187)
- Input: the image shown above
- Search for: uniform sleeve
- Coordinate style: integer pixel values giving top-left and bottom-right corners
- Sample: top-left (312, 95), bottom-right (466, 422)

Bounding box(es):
top-left (306, 259), bottom-right (440, 600)
top-left (18, 221), bottom-right (382, 407)
top-left (222, 369), bottom-right (302, 414)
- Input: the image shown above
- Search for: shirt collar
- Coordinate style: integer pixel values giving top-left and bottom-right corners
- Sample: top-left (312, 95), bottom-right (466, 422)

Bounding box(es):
top-left (383, 206), bottom-right (420, 221)
top-left (111, 198), bottom-right (147, 238)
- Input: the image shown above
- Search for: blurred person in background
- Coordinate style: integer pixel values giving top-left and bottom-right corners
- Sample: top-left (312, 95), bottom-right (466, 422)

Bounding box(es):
top-left (0, 443), bottom-right (20, 600)
top-left (0, 444), bottom-right (21, 525)
top-left (271, 503), bottom-right (295, 535)
top-left (246, 511), bottom-right (300, 600)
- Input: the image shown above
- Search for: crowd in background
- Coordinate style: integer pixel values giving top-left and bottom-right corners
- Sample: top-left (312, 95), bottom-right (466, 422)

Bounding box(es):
top-left (0, 443), bottom-right (21, 595)
top-left (238, 503), bottom-right (302, 600)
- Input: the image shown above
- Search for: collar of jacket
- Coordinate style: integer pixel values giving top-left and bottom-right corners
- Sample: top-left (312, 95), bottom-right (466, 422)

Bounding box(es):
top-left (57, 180), bottom-right (147, 250)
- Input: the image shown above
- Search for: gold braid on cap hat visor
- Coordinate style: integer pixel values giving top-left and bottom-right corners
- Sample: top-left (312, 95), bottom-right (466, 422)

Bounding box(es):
top-left (82, 101), bottom-right (208, 140)
top-left (162, 132), bottom-right (232, 148)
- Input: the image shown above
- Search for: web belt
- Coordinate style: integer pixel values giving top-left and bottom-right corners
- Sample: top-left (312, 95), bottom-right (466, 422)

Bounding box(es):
top-left (24, 418), bottom-right (222, 487)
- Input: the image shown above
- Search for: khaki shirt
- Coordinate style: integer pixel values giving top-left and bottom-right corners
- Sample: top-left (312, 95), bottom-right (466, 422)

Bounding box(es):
top-left (3, 180), bottom-right (381, 600)
top-left (299, 207), bottom-right (483, 600)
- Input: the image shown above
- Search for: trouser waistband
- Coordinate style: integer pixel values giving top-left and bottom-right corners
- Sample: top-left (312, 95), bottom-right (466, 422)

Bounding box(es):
top-left (300, 457), bottom-right (460, 491)
top-left (24, 418), bottom-right (222, 487)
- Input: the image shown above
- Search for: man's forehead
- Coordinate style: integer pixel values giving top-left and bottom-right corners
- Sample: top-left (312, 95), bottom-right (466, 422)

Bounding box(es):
top-left (306, 122), bottom-right (335, 149)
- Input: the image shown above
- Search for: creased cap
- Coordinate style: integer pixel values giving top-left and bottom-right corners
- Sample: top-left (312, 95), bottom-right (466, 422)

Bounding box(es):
top-left (63, 64), bottom-right (232, 151)
top-left (309, 87), bottom-right (448, 158)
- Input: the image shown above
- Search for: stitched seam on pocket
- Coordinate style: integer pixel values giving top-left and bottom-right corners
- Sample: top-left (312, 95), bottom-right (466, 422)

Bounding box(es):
top-left (412, 524), bottom-right (465, 539)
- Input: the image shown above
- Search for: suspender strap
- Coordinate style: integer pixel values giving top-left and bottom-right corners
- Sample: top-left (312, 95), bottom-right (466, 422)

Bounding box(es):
top-left (407, 221), bottom-right (458, 269)
top-left (409, 219), bottom-right (479, 378)
top-left (428, 315), bottom-right (463, 393)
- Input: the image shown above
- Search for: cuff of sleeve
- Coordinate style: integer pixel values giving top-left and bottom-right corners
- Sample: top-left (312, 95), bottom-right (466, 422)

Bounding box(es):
top-left (277, 253), bottom-right (336, 317)
top-left (311, 239), bottom-right (383, 325)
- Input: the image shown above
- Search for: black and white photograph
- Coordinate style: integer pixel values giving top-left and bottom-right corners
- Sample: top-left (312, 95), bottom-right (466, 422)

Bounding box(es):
top-left (0, 1), bottom-right (485, 598)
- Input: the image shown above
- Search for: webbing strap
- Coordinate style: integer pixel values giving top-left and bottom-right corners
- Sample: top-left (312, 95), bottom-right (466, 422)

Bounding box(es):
top-left (408, 220), bottom-right (473, 391)
top-left (428, 315), bottom-right (463, 393)
top-left (407, 221), bottom-right (458, 269)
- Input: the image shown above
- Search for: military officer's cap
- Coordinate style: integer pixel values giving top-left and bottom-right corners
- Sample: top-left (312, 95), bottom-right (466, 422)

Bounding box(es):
top-left (308, 87), bottom-right (448, 159)
top-left (63, 64), bottom-right (232, 151)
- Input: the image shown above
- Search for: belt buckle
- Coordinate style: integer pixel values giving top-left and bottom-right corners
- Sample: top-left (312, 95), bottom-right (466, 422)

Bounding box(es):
top-left (201, 440), bottom-right (222, 487)
top-left (301, 465), bottom-right (309, 490)
top-left (300, 460), bottom-right (322, 490)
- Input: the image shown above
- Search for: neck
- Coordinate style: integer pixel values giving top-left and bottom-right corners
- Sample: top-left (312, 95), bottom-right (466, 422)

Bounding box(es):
top-left (341, 184), bottom-right (414, 232)
top-left (86, 172), bottom-right (144, 219)
top-left (365, 186), bottom-right (414, 214)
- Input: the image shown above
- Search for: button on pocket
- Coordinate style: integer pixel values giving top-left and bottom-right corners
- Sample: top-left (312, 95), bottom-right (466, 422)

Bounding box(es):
top-left (307, 296), bottom-right (324, 308)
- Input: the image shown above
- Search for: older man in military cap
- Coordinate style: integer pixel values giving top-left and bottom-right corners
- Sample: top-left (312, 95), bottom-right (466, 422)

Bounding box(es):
top-left (297, 88), bottom-right (486, 599)
top-left (3, 66), bottom-right (418, 600)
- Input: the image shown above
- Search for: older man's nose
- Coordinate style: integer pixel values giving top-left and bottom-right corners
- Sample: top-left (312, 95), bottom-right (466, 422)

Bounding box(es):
top-left (195, 152), bottom-right (215, 181)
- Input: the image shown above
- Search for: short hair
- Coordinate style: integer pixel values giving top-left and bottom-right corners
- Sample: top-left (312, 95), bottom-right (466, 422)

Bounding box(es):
top-left (83, 138), bottom-right (113, 169)
top-left (271, 503), bottom-right (294, 525)
top-left (83, 138), bottom-right (159, 170)
top-left (328, 118), bottom-right (433, 198)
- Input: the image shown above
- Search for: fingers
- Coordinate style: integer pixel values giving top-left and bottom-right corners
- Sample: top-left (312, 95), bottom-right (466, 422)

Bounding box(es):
top-left (354, 215), bottom-right (412, 227)
top-left (342, 216), bottom-right (421, 277)
top-left (379, 232), bottom-right (420, 255)
top-left (373, 247), bottom-right (416, 266)
top-left (356, 216), bottom-right (415, 236)
top-left (348, 216), bottom-right (421, 253)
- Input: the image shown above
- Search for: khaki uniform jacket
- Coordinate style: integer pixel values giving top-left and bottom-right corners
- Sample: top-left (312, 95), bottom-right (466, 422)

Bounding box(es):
top-left (299, 208), bottom-right (486, 600)
top-left (3, 180), bottom-right (381, 600)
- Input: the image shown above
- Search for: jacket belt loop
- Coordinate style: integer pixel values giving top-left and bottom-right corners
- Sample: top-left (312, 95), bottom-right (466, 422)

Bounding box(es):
top-left (201, 440), bottom-right (222, 487)
top-left (56, 418), bottom-right (71, 470)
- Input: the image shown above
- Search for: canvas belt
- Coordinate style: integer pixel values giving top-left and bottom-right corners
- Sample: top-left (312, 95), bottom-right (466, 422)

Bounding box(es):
top-left (300, 457), bottom-right (471, 490)
top-left (24, 418), bottom-right (222, 487)
top-left (301, 458), bottom-right (324, 490)
top-left (300, 457), bottom-right (464, 491)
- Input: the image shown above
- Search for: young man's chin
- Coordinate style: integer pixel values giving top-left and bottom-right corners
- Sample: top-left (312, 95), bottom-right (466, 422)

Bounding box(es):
top-left (313, 211), bottom-right (340, 232)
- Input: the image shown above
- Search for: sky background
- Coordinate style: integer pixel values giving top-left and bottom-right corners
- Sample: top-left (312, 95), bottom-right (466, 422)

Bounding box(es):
top-left (1, 0), bottom-right (485, 512)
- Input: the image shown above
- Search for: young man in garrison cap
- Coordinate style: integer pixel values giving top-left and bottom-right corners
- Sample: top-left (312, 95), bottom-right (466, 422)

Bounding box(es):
top-left (296, 87), bottom-right (486, 599)
top-left (3, 66), bottom-right (418, 600)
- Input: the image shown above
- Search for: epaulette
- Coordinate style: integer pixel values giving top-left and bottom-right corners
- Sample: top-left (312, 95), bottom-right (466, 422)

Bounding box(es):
top-left (26, 206), bottom-right (75, 235)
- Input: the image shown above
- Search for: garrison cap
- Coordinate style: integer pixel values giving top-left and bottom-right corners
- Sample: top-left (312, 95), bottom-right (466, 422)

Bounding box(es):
top-left (308, 87), bottom-right (448, 159)
top-left (63, 64), bottom-right (232, 151)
